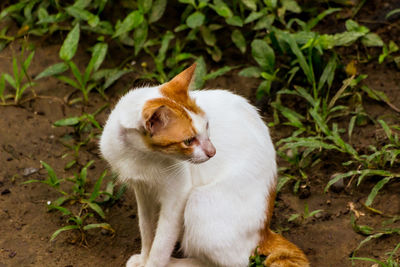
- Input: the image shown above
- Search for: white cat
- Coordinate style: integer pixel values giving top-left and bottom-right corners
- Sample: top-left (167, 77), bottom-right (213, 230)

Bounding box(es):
top-left (100, 64), bottom-right (309, 267)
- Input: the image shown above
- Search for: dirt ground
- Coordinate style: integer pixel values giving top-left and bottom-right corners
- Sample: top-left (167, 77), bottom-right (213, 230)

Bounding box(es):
top-left (1, 1), bottom-right (400, 267)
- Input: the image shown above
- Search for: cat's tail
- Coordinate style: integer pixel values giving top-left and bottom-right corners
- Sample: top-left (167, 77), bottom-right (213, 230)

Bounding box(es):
top-left (257, 229), bottom-right (310, 267)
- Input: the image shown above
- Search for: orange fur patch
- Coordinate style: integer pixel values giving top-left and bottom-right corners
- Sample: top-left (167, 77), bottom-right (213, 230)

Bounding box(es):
top-left (160, 64), bottom-right (204, 115)
top-left (142, 98), bottom-right (196, 156)
top-left (257, 179), bottom-right (310, 266)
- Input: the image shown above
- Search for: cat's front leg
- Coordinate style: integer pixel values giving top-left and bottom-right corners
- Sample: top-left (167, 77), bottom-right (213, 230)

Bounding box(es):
top-left (132, 185), bottom-right (159, 266)
top-left (144, 196), bottom-right (186, 267)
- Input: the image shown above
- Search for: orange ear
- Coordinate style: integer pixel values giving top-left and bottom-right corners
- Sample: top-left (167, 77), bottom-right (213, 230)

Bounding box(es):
top-left (163, 63), bottom-right (196, 96)
top-left (143, 105), bottom-right (173, 136)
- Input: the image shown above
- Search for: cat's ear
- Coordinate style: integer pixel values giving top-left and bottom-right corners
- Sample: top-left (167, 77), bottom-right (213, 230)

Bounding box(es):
top-left (164, 63), bottom-right (197, 95)
top-left (143, 105), bottom-right (173, 136)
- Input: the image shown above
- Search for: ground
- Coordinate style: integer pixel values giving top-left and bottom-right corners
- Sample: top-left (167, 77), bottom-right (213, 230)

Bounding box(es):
top-left (1, 1), bottom-right (400, 267)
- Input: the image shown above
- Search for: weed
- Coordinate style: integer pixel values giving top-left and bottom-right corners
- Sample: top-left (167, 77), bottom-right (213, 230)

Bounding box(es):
top-left (1, 45), bottom-right (35, 104)
top-left (23, 160), bottom-right (125, 244)
top-left (288, 203), bottom-right (323, 224)
top-left (249, 248), bottom-right (267, 267)
top-left (350, 214), bottom-right (400, 266)
top-left (53, 104), bottom-right (107, 168)
top-left (35, 24), bottom-right (130, 103)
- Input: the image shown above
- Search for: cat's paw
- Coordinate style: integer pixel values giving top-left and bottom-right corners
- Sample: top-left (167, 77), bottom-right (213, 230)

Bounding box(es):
top-left (126, 254), bottom-right (145, 267)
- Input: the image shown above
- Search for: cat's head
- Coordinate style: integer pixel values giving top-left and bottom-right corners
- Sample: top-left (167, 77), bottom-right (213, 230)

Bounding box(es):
top-left (140, 64), bottom-right (215, 163)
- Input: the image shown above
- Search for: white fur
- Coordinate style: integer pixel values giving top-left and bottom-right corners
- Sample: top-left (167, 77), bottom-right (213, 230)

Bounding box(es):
top-left (100, 86), bottom-right (277, 267)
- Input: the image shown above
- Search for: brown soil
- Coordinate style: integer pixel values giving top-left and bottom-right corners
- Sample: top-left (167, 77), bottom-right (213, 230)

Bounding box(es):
top-left (1, 1), bottom-right (400, 267)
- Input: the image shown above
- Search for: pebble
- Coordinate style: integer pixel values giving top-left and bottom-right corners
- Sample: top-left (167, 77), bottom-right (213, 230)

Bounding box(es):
top-left (22, 167), bottom-right (39, 177)
top-left (1, 189), bottom-right (10, 195)
top-left (8, 251), bottom-right (16, 258)
top-left (298, 184), bottom-right (311, 199)
top-left (329, 173), bottom-right (345, 193)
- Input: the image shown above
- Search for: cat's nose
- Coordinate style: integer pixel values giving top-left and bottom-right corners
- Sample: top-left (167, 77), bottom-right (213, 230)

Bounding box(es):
top-left (203, 139), bottom-right (216, 158)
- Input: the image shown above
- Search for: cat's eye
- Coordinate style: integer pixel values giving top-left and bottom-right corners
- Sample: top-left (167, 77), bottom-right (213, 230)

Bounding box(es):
top-left (183, 137), bottom-right (196, 146)
top-left (206, 122), bottom-right (209, 129)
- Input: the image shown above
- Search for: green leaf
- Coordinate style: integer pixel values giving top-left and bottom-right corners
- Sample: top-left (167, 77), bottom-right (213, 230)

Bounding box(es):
top-left (48, 205), bottom-right (72, 216)
top-left (59, 23), bottom-right (80, 61)
top-left (89, 170), bottom-right (107, 202)
top-left (244, 11), bottom-right (264, 24)
top-left (253, 14), bottom-right (274, 30)
top-left (200, 26), bottom-right (216, 46)
top-left (272, 103), bottom-right (304, 128)
top-left (68, 61), bottom-right (83, 86)
top-left (226, 16), bottom-right (243, 27)
top-left (35, 62), bottom-right (69, 80)
top-left (23, 51), bottom-right (35, 72)
top-left (149, 0), bottom-right (167, 23)
top-left (276, 176), bottom-right (292, 192)
top-left (241, 0), bottom-right (257, 10)
top-left (361, 33), bottom-right (383, 47)
top-left (353, 233), bottom-right (386, 255)
top-left (193, 56), bottom-right (207, 89)
top-left (325, 170), bottom-right (360, 192)
top-left (204, 66), bottom-right (236, 81)
top-left (65, 6), bottom-right (99, 27)
top-left (281, 0), bottom-right (301, 13)
top-left (81, 20), bottom-right (114, 35)
top-left (134, 21), bottom-right (148, 56)
top-left (231, 29), bottom-right (246, 53)
top-left (51, 196), bottom-right (69, 207)
top-left (179, 0), bottom-right (196, 7)
top-left (365, 176), bottom-right (392, 207)
top-left (288, 213), bottom-right (300, 222)
top-left (157, 31), bottom-right (175, 66)
top-left (318, 54), bottom-right (337, 91)
top-left (3, 74), bottom-right (17, 90)
top-left (57, 75), bottom-right (80, 89)
top-left (54, 117), bottom-right (80, 127)
top-left (307, 8), bottom-right (341, 30)
top-left (12, 56), bottom-right (19, 83)
top-left (210, 0), bottom-right (233, 18)
top-left (0, 2), bottom-right (26, 20)
top-left (40, 161), bottom-right (59, 187)
top-left (351, 214), bottom-right (374, 235)
top-left (207, 46), bottom-right (222, 62)
top-left (186, 11), bottom-right (205, 28)
top-left (84, 43), bottom-right (108, 84)
top-left (309, 108), bottom-right (330, 135)
top-left (378, 119), bottom-right (392, 140)
top-left (281, 137), bottom-right (339, 152)
top-left (345, 20), bottom-right (369, 33)
top-left (251, 39), bottom-right (275, 73)
top-left (386, 8), bottom-right (400, 19)
top-left (279, 31), bottom-right (313, 83)
top-left (329, 31), bottom-right (365, 47)
top-left (114, 183), bottom-right (127, 201)
top-left (91, 43), bottom-right (108, 72)
top-left (113, 10), bottom-right (144, 38)
top-left (83, 223), bottom-right (114, 232)
top-left (84, 201), bottom-right (105, 219)
top-left (239, 66), bottom-right (261, 78)
top-left (139, 0), bottom-right (153, 13)
top-left (50, 225), bottom-right (80, 241)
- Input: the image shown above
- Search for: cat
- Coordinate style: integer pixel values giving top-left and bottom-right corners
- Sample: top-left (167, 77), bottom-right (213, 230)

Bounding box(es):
top-left (100, 64), bottom-right (309, 267)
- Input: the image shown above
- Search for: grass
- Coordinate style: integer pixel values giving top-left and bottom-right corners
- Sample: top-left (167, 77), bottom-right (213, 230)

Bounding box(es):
top-left (0, 0), bottom-right (399, 265)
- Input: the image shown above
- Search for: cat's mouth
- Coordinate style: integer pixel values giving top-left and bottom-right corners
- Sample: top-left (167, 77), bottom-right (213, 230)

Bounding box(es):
top-left (189, 157), bottom-right (212, 164)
